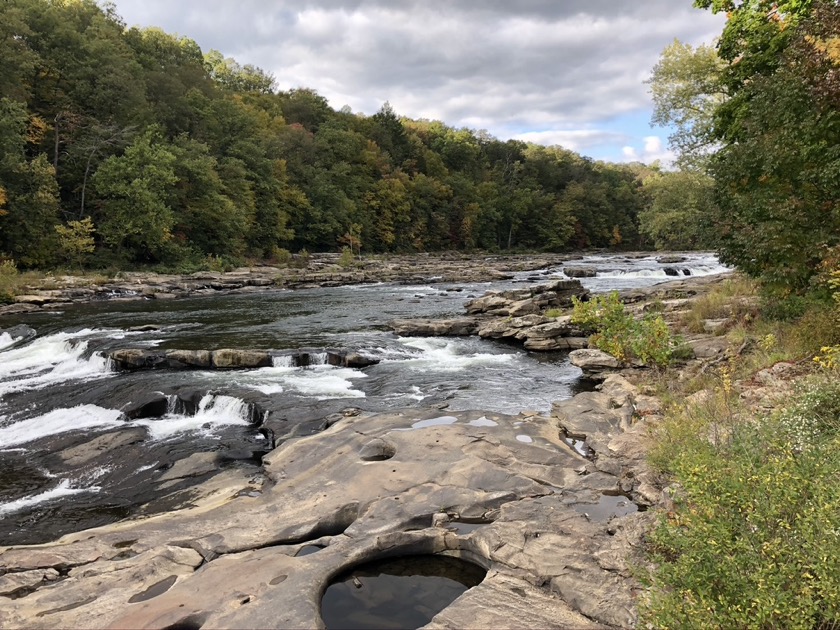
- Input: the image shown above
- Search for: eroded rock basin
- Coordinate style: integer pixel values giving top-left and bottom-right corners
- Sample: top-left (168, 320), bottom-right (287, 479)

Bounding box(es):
top-left (0, 381), bottom-right (656, 629)
top-left (321, 555), bottom-right (486, 630)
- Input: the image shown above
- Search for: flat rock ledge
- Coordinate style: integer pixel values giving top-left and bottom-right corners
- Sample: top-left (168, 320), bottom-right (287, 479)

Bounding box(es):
top-left (0, 377), bottom-right (660, 629)
top-left (108, 348), bottom-right (379, 371)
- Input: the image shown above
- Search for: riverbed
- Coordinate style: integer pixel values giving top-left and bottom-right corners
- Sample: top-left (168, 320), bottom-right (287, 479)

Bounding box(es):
top-left (0, 252), bottom-right (727, 544)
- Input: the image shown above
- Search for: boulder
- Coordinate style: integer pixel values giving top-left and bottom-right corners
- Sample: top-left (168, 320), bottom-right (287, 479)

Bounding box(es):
top-left (523, 337), bottom-right (588, 351)
top-left (326, 351), bottom-right (380, 368)
top-left (390, 318), bottom-right (478, 336)
top-left (211, 349), bottom-right (272, 369)
top-left (0, 324), bottom-right (36, 344)
top-left (122, 393), bottom-right (171, 419)
top-left (465, 294), bottom-right (512, 315)
top-left (569, 349), bottom-right (622, 372)
top-left (477, 315), bottom-right (548, 340)
top-left (656, 255), bottom-right (687, 264)
top-left (563, 267), bottom-right (597, 278)
top-left (14, 294), bottom-right (68, 305)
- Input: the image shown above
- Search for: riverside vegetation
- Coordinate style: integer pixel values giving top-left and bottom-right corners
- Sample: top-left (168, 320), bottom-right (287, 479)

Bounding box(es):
top-left (634, 1), bottom-right (840, 626)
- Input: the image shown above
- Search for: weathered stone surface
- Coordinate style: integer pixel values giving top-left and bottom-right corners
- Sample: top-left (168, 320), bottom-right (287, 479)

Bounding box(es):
top-left (390, 318), bottom-right (478, 336)
top-left (158, 452), bottom-right (221, 482)
top-left (59, 429), bottom-right (146, 467)
top-left (569, 349), bottom-right (622, 371)
top-left (109, 349), bottom-right (166, 371)
top-left (164, 349), bottom-right (212, 369)
top-left (0, 405), bottom-right (646, 630)
top-left (211, 349), bottom-right (272, 369)
top-left (0, 569), bottom-right (59, 596)
top-left (563, 267), bottom-right (597, 278)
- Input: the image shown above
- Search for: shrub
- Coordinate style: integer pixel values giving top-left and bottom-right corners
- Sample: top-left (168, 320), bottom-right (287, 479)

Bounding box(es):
top-left (643, 378), bottom-right (840, 629)
top-left (338, 247), bottom-right (354, 268)
top-left (0, 258), bottom-right (20, 303)
top-left (571, 292), bottom-right (679, 368)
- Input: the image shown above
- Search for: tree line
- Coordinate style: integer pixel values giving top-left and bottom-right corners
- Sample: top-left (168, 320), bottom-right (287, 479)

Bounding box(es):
top-left (0, 0), bottom-right (683, 270)
top-left (649, 0), bottom-right (840, 296)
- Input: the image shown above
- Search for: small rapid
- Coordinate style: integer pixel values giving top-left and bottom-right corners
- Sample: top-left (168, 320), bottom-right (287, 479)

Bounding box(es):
top-left (0, 251), bottom-right (731, 543)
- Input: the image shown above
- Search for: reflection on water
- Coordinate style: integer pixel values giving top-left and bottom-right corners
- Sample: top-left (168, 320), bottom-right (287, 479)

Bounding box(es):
top-left (321, 555), bottom-right (486, 630)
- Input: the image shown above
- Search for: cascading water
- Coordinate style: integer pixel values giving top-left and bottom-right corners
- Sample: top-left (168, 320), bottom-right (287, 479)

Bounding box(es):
top-left (0, 251), bottom-right (730, 544)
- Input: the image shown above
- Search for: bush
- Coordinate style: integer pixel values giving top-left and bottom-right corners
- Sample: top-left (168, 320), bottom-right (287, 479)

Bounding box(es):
top-left (643, 378), bottom-right (840, 629)
top-left (0, 258), bottom-right (19, 303)
top-left (571, 292), bottom-right (679, 368)
top-left (338, 247), bottom-right (354, 268)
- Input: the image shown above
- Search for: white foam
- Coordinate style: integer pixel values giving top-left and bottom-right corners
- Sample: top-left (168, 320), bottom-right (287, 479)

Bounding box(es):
top-left (0, 479), bottom-right (100, 517)
top-left (0, 405), bottom-right (124, 448)
top-left (224, 364), bottom-right (367, 400)
top-left (135, 395), bottom-right (253, 440)
top-left (516, 435), bottom-right (534, 443)
top-left (0, 330), bottom-right (114, 397)
top-left (272, 355), bottom-right (295, 368)
top-left (0, 332), bottom-right (19, 351)
top-left (395, 338), bottom-right (514, 372)
top-left (278, 367), bottom-right (366, 399)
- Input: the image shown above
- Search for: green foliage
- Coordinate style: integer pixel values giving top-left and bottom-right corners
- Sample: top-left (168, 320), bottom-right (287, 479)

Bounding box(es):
top-left (0, 258), bottom-right (19, 304)
top-left (54, 217), bottom-right (95, 269)
top-left (648, 40), bottom-right (727, 169)
top-left (338, 247), bottom-right (355, 268)
top-left (639, 170), bottom-right (717, 250)
top-left (643, 377), bottom-right (840, 629)
top-left (571, 292), bottom-right (678, 367)
top-left (682, 0), bottom-right (840, 293)
top-left (92, 130), bottom-right (178, 261)
top-left (0, 0), bottom-right (654, 269)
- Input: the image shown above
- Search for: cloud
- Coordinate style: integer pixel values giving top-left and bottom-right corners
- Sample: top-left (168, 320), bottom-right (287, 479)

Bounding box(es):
top-left (110, 0), bottom-right (726, 159)
top-left (622, 136), bottom-right (675, 165)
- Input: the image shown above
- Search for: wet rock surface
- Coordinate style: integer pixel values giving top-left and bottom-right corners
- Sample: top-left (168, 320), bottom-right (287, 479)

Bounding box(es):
top-left (0, 394), bottom-right (655, 629)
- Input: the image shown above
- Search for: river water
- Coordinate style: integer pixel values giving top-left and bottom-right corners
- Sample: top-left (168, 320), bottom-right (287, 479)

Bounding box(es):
top-left (0, 252), bottom-right (727, 544)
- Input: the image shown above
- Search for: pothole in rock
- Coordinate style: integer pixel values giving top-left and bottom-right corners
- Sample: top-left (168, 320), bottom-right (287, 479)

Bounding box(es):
top-left (296, 544), bottom-right (326, 557)
top-left (320, 555), bottom-right (486, 630)
top-left (572, 494), bottom-right (642, 522)
top-left (561, 431), bottom-right (595, 459)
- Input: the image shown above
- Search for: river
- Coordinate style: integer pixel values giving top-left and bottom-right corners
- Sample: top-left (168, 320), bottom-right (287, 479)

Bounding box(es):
top-left (0, 252), bottom-right (727, 544)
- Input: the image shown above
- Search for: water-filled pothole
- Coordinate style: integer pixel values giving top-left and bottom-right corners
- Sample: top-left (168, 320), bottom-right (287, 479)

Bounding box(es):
top-left (572, 494), bottom-right (640, 522)
top-left (320, 555), bottom-right (486, 630)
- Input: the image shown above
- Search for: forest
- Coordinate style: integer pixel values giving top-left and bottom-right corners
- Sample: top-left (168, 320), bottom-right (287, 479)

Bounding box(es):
top-left (0, 0), bottom-right (695, 270)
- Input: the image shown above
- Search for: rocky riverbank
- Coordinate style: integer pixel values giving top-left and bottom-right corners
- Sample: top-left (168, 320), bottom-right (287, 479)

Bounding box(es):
top-left (0, 251), bottom-right (708, 317)
top-left (0, 253), bottom-right (577, 316)
top-left (0, 271), bottom-right (747, 629)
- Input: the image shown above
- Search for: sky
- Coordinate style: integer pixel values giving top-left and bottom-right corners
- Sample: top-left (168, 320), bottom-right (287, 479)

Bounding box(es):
top-left (108, 1), bottom-right (726, 164)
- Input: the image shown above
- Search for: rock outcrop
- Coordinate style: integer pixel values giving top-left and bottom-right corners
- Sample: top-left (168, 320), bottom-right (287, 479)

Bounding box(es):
top-left (0, 395), bottom-right (656, 629)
